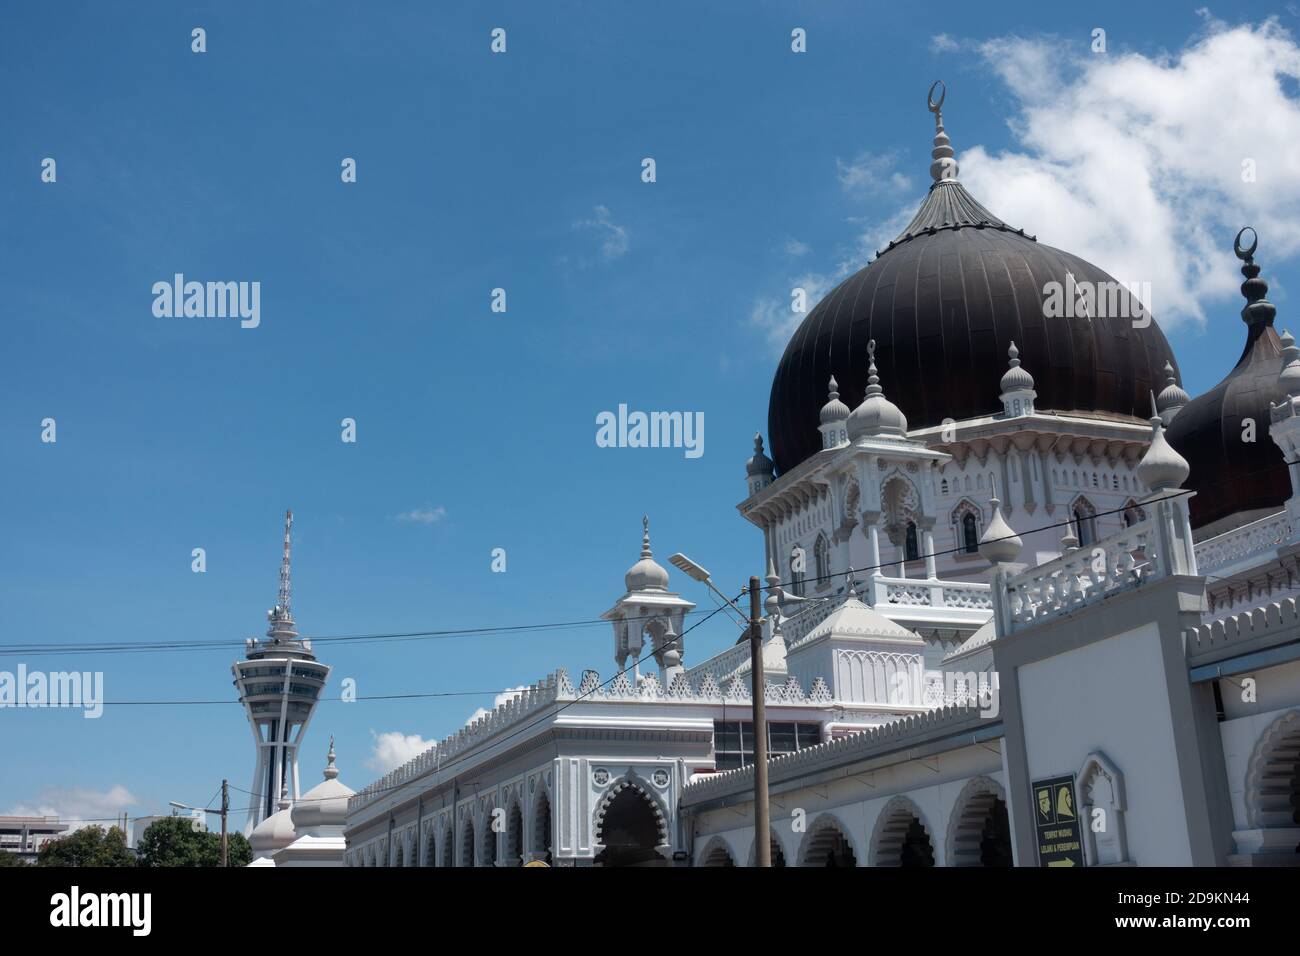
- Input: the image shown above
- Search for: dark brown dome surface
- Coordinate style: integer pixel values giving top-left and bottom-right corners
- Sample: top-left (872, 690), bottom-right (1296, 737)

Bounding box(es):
top-left (767, 180), bottom-right (1180, 475)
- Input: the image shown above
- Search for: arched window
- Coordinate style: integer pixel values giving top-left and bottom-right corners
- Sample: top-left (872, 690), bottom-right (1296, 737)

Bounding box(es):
top-left (962, 512), bottom-right (979, 554)
top-left (905, 522), bottom-right (919, 562)
top-left (1122, 500), bottom-right (1145, 527)
top-left (941, 478), bottom-right (949, 494)
top-left (789, 547), bottom-right (806, 597)
top-left (813, 534), bottom-right (830, 587)
top-left (1072, 497), bottom-right (1098, 546)
top-left (951, 500), bottom-right (983, 555)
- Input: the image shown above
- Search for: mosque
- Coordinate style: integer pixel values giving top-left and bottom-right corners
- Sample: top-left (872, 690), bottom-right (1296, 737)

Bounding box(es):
top-left (340, 84), bottom-right (1300, 867)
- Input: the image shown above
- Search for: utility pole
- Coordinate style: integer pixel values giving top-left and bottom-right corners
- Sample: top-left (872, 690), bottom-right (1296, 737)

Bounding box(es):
top-left (748, 576), bottom-right (771, 867)
top-left (220, 779), bottom-right (229, 868)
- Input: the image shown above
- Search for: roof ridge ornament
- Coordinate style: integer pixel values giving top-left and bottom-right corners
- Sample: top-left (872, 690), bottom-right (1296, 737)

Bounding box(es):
top-left (866, 339), bottom-right (883, 396)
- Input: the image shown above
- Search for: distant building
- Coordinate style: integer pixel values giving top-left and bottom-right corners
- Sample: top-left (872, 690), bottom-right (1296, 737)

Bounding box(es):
top-left (131, 811), bottom-right (205, 849)
top-left (0, 815), bottom-right (68, 863)
top-left (232, 510), bottom-right (331, 834)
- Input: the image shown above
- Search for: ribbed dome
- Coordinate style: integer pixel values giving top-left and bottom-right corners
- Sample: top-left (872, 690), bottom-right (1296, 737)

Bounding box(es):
top-left (1166, 229), bottom-right (1292, 530)
top-left (291, 741), bottom-right (354, 830)
top-left (819, 376), bottom-right (851, 425)
top-left (846, 341), bottom-right (908, 440)
top-left (1156, 361), bottom-right (1190, 417)
top-left (767, 96), bottom-right (1179, 475)
top-left (745, 433), bottom-right (775, 477)
top-left (1000, 341), bottom-right (1035, 393)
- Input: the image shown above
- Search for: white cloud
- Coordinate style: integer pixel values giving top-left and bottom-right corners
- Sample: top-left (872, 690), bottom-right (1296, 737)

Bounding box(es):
top-left (364, 731), bottom-right (435, 773)
top-left (930, 33), bottom-right (963, 53)
top-left (395, 505), bottom-right (446, 525)
top-left (463, 686), bottom-right (527, 727)
top-left (950, 19), bottom-right (1300, 328)
top-left (784, 237), bottom-right (811, 257)
top-left (574, 205), bottom-right (629, 261)
top-left (7, 784), bottom-right (137, 831)
top-left (836, 151), bottom-right (912, 196)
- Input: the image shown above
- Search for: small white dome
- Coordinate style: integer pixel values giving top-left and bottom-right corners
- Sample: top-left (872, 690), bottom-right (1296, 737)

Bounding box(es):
top-left (847, 341), bottom-right (908, 440)
top-left (819, 376), bottom-right (851, 425)
top-left (250, 791), bottom-right (296, 855)
top-left (999, 341), bottom-right (1035, 393)
top-left (1138, 393), bottom-right (1190, 492)
top-left (624, 517), bottom-right (670, 592)
top-left (745, 433), bottom-right (775, 477)
top-left (1156, 361), bottom-right (1190, 413)
top-left (292, 739), bottom-right (355, 830)
top-left (1279, 331), bottom-right (1300, 399)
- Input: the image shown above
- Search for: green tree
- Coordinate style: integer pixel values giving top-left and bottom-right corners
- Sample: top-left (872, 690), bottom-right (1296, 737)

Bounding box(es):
top-left (37, 825), bottom-right (134, 867)
top-left (136, 816), bottom-right (251, 867)
top-left (0, 850), bottom-right (27, 866)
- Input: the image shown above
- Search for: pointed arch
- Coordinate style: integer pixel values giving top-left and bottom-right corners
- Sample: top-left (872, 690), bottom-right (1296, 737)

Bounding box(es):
top-left (698, 835), bottom-right (737, 867)
top-left (460, 815), bottom-right (476, 867)
top-left (1122, 498), bottom-right (1146, 527)
top-left (593, 776), bottom-right (670, 866)
top-left (813, 532), bottom-right (831, 587)
top-left (1077, 751), bottom-right (1129, 866)
top-left (1244, 709), bottom-right (1300, 833)
top-left (871, 795), bottom-right (935, 867)
top-left (951, 498), bottom-right (984, 555)
top-left (946, 776), bottom-right (1011, 867)
top-left (440, 823), bottom-right (454, 868)
top-left (796, 812), bottom-right (858, 867)
top-left (746, 831), bottom-right (788, 867)
top-left (1070, 495), bottom-right (1098, 546)
top-left (532, 786), bottom-right (553, 864)
top-left (422, 824), bottom-right (436, 867)
top-left (503, 797), bottom-right (524, 867)
top-left (481, 806), bottom-right (499, 867)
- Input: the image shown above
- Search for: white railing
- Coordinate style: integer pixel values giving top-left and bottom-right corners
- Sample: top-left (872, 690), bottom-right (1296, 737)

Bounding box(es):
top-left (1002, 519), bottom-right (1160, 631)
top-left (1194, 510), bottom-right (1293, 576)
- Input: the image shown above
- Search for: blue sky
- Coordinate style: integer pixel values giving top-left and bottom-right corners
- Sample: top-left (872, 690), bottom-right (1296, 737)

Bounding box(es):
top-left (3, 1), bottom-right (1299, 826)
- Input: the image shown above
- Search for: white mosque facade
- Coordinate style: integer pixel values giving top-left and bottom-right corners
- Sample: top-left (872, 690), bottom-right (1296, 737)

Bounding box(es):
top-left (341, 88), bottom-right (1300, 867)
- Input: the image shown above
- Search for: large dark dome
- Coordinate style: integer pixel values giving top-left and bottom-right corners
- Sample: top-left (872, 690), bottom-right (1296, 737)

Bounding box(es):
top-left (767, 99), bottom-right (1180, 476)
top-left (1166, 235), bottom-right (1292, 532)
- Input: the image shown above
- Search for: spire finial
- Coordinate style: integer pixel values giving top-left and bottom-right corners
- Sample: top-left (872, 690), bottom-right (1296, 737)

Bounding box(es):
top-left (1164, 361), bottom-right (1177, 386)
top-left (866, 339), bottom-right (883, 396)
top-left (324, 735), bottom-right (339, 780)
top-left (828, 375), bottom-right (839, 401)
top-left (846, 567), bottom-right (858, 599)
top-left (640, 515), bottom-right (652, 559)
top-left (1235, 226), bottom-right (1275, 327)
top-left (1007, 341), bottom-right (1020, 366)
top-left (927, 80), bottom-right (958, 183)
top-left (279, 509), bottom-right (293, 614)
top-left (265, 509), bottom-right (299, 642)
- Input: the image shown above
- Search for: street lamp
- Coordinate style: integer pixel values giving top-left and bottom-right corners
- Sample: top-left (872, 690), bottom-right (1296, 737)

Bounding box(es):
top-left (667, 553), bottom-right (749, 629)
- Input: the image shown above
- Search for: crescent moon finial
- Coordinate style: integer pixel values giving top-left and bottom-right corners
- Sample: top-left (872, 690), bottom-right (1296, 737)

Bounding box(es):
top-left (1235, 226), bottom-right (1258, 262)
top-left (928, 80), bottom-right (946, 115)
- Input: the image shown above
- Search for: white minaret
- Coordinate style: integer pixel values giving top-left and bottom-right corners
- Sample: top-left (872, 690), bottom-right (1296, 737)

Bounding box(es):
top-left (232, 510), bottom-right (331, 834)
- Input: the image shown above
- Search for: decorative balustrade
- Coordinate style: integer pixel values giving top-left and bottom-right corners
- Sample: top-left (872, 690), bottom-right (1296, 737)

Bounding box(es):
top-left (1001, 518), bottom-right (1161, 632)
top-left (1194, 510), bottom-right (1293, 576)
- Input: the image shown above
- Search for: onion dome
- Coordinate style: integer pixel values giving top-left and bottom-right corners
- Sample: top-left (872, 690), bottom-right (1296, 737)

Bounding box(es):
top-left (1166, 228), bottom-right (1293, 531)
top-left (847, 340), bottom-right (908, 440)
top-left (1156, 362), bottom-right (1190, 423)
top-left (745, 433), bottom-right (775, 477)
top-left (624, 516), bottom-right (670, 592)
top-left (979, 481), bottom-right (1022, 565)
top-left (1138, 392), bottom-right (1190, 493)
top-left (767, 83), bottom-right (1179, 475)
top-left (291, 738), bottom-right (354, 831)
top-left (1000, 341), bottom-right (1035, 393)
top-left (819, 376), bottom-right (851, 425)
top-left (249, 788), bottom-right (296, 857)
top-left (1278, 330), bottom-right (1300, 399)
